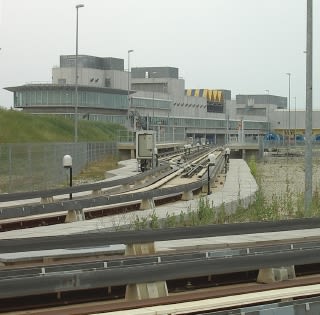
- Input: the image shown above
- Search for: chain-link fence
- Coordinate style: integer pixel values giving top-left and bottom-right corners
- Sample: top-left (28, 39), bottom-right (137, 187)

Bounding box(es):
top-left (0, 142), bottom-right (117, 193)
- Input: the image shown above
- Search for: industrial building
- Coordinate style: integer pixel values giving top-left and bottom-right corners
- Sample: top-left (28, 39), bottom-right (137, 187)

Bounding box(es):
top-left (5, 54), bottom-right (306, 145)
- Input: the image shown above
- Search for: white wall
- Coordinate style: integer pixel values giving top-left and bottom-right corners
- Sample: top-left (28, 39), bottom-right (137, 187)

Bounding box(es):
top-left (52, 67), bottom-right (128, 90)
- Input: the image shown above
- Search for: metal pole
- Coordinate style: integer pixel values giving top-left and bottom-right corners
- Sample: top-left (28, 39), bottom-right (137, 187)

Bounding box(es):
top-left (207, 164), bottom-right (211, 195)
top-left (286, 73), bottom-right (291, 146)
top-left (305, 0), bottom-right (313, 214)
top-left (265, 89), bottom-right (270, 135)
top-left (294, 96), bottom-right (297, 146)
top-left (69, 167), bottom-right (73, 200)
top-left (151, 72), bottom-right (157, 131)
top-left (152, 89), bottom-right (155, 127)
top-left (127, 49), bottom-right (134, 128)
top-left (75, 4), bottom-right (84, 143)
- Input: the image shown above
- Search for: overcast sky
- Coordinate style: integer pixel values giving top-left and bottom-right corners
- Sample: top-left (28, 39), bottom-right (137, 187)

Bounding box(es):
top-left (0, 0), bottom-right (318, 109)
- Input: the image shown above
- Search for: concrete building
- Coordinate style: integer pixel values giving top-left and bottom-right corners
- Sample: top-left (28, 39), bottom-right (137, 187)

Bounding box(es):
top-left (5, 54), bottom-right (273, 145)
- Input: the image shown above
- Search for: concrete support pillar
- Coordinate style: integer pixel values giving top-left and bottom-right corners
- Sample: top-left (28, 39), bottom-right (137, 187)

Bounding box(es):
top-left (92, 189), bottom-right (103, 196)
top-left (40, 196), bottom-right (54, 204)
top-left (125, 242), bottom-right (168, 301)
top-left (257, 266), bottom-right (296, 284)
top-left (137, 178), bottom-right (146, 185)
top-left (242, 149), bottom-right (246, 159)
top-left (140, 198), bottom-right (155, 210)
top-left (202, 185), bottom-right (209, 194)
top-left (125, 282), bottom-right (168, 300)
top-left (181, 190), bottom-right (194, 201)
top-left (65, 209), bottom-right (85, 223)
top-left (125, 242), bottom-right (156, 255)
top-left (131, 149), bottom-right (135, 159)
top-left (122, 183), bottom-right (130, 191)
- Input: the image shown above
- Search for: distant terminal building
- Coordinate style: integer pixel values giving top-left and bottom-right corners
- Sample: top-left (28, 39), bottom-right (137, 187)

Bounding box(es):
top-left (5, 54), bottom-right (271, 145)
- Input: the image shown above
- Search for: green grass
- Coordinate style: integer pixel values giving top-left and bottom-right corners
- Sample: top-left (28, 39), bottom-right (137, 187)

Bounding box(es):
top-left (74, 156), bottom-right (119, 182)
top-left (0, 108), bottom-right (126, 143)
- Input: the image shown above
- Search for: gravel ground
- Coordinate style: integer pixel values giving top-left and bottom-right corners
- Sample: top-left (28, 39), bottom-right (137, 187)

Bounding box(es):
top-left (257, 154), bottom-right (320, 203)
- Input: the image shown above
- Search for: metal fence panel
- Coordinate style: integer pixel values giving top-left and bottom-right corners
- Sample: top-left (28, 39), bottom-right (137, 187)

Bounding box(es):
top-left (0, 142), bottom-right (117, 193)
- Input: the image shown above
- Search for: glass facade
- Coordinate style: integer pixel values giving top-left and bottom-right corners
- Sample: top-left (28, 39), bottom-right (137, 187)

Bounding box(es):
top-left (11, 87), bottom-right (267, 135)
top-left (14, 89), bottom-right (127, 110)
top-left (132, 97), bottom-right (171, 110)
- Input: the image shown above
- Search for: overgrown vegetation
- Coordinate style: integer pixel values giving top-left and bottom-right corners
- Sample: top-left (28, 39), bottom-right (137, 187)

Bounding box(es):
top-left (126, 155), bottom-right (320, 230)
top-left (0, 107), bottom-right (126, 143)
top-left (74, 156), bottom-right (119, 183)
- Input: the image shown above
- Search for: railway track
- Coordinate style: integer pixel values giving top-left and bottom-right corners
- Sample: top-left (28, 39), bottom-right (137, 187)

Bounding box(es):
top-left (1, 234), bottom-right (320, 311)
top-left (0, 147), bottom-right (224, 232)
top-left (3, 149), bottom-right (320, 314)
top-left (2, 266), bottom-right (320, 313)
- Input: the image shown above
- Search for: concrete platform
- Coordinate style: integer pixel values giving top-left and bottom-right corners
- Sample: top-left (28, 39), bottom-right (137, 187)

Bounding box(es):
top-left (1, 159), bottom-right (319, 253)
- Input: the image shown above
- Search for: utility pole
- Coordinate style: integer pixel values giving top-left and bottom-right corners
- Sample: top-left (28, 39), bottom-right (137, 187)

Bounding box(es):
top-left (127, 49), bottom-right (134, 129)
top-left (305, 0), bottom-right (313, 214)
top-left (286, 73), bottom-right (291, 146)
top-left (74, 4), bottom-right (84, 143)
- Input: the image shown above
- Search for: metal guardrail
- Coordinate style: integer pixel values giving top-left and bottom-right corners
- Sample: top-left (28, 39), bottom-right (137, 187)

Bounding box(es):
top-left (0, 154), bottom-right (225, 220)
top-left (1, 218), bottom-right (320, 252)
top-left (1, 242), bottom-right (320, 299)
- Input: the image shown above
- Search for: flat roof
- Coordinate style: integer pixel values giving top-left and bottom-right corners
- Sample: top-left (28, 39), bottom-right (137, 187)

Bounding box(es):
top-left (5, 84), bottom-right (134, 95)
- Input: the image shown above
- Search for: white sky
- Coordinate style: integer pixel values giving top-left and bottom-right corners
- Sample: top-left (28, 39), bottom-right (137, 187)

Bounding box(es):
top-left (0, 0), bottom-right (319, 109)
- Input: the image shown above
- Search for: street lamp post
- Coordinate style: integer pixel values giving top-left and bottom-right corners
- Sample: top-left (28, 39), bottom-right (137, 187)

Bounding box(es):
top-left (127, 49), bottom-right (134, 129)
top-left (152, 89), bottom-right (155, 125)
top-left (286, 73), bottom-right (291, 146)
top-left (265, 89), bottom-right (270, 135)
top-left (75, 4), bottom-right (84, 143)
top-left (294, 96), bottom-right (297, 146)
top-left (305, 0), bottom-right (313, 213)
top-left (207, 153), bottom-right (216, 195)
top-left (63, 155), bottom-right (73, 200)
top-left (150, 71), bottom-right (157, 131)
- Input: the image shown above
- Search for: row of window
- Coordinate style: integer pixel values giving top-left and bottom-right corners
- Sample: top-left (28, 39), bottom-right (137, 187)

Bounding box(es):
top-left (14, 90), bottom-right (174, 112)
top-left (58, 112), bottom-right (267, 131)
top-left (131, 98), bottom-right (171, 110)
top-left (79, 113), bottom-right (267, 131)
top-left (14, 90), bottom-right (128, 109)
top-left (13, 89), bottom-right (267, 131)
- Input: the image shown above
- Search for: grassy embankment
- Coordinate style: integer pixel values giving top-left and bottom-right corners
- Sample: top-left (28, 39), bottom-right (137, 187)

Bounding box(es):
top-left (0, 108), bottom-right (126, 180)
